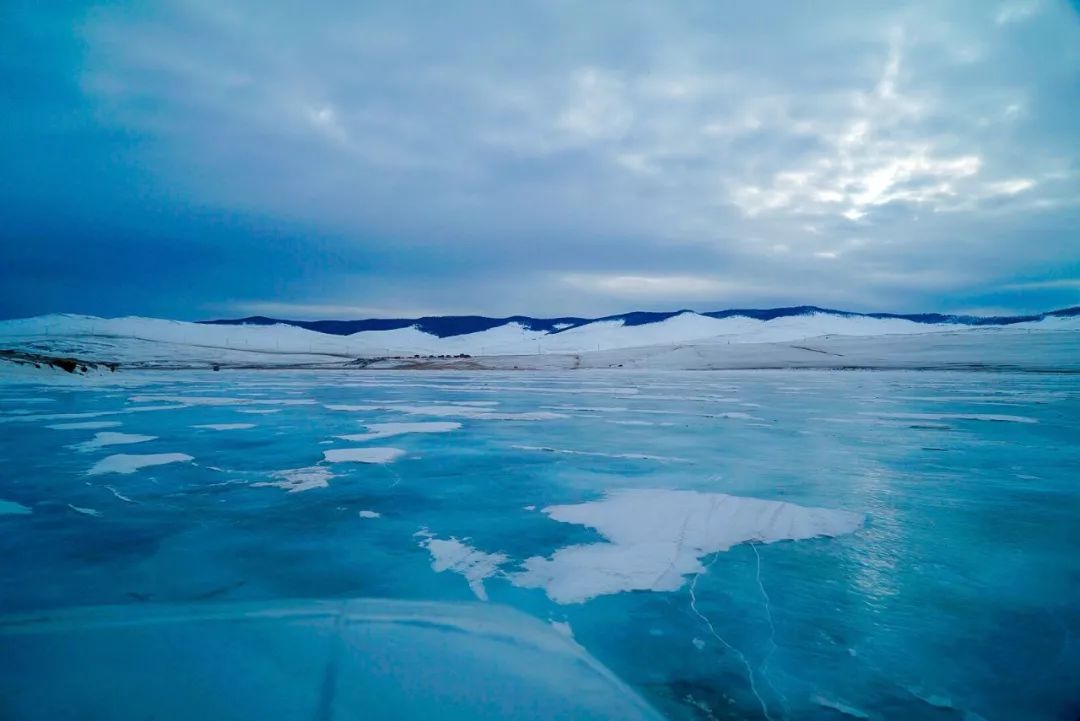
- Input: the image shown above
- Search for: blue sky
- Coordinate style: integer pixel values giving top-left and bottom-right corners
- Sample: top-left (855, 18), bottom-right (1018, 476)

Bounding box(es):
top-left (2, 1), bottom-right (1079, 320)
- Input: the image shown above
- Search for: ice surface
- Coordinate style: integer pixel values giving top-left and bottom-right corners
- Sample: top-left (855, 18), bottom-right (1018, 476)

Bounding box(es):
top-left (511, 445), bottom-right (689, 462)
top-left (104, 486), bottom-right (137, 503)
top-left (323, 447), bottom-right (405, 464)
top-left (130, 395), bottom-right (315, 407)
top-left (813, 695), bottom-right (871, 719)
top-left (68, 431), bottom-right (156, 452)
top-left (862, 411), bottom-right (1038, 424)
top-left (2, 368), bottom-right (1078, 721)
top-left (373, 404), bottom-right (567, 421)
top-left (514, 489), bottom-right (863, 603)
top-left (0, 499), bottom-right (31, 515)
top-left (87, 452), bottom-right (193, 475)
top-left (0, 599), bottom-right (664, 721)
top-left (337, 421), bottom-right (461, 441)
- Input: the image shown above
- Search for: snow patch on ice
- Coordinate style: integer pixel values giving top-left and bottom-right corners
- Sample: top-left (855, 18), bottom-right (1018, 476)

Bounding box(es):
top-left (67, 504), bottom-right (102, 517)
top-left (252, 466), bottom-right (333, 493)
top-left (337, 421), bottom-right (461, 442)
top-left (87, 453), bottom-right (193, 476)
top-left (47, 421), bottom-right (123, 430)
top-left (323, 447), bottom-right (405, 464)
top-left (416, 530), bottom-right (508, 601)
top-left (192, 423), bottom-right (255, 431)
top-left (358, 510), bottom-right (381, 519)
top-left (549, 620), bottom-right (574, 640)
top-left (513, 489), bottom-right (863, 603)
top-left (69, 432), bottom-right (156, 452)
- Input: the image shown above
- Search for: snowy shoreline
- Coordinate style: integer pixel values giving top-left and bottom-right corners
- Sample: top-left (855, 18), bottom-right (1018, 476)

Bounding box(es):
top-left (2, 311), bottom-right (1079, 377)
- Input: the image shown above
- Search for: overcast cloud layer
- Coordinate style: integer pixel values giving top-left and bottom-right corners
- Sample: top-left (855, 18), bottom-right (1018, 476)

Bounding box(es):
top-left (2, 0), bottom-right (1079, 319)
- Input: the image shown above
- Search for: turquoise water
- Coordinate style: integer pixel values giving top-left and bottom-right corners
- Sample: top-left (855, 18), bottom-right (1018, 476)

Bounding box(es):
top-left (1, 369), bottom-right (1078, 720)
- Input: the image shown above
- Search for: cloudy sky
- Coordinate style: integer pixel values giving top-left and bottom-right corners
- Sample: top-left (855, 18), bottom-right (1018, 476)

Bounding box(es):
top-left (2, 1), bottom-right (1079, 320)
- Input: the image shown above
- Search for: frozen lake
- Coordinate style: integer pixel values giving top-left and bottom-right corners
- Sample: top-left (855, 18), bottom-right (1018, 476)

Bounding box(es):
top-left (1, 369), bottom-right (1078, 720)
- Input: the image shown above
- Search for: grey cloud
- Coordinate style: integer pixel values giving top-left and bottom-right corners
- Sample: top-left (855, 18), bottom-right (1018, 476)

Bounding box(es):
top-left (1, 0), bottom-right (1078, 319)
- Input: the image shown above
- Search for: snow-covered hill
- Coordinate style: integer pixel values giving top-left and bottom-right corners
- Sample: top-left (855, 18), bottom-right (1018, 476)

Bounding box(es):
top-left (0, 307), bottom-right (1077, 370)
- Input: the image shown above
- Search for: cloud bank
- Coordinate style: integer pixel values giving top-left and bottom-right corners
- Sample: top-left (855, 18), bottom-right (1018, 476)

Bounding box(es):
top-left (1, 0), bottom-right (1078, 318)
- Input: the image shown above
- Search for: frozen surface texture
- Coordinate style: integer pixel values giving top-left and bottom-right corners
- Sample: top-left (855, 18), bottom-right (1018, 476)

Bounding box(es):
top-left (0, 599), bottom-right (664, 721)
top-left (0, 368), bottom-right (1078, 721)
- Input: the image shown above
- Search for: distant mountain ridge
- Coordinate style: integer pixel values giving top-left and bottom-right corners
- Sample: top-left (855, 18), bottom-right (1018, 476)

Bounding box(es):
top-left (202, 305), bottom-right (1080, 338)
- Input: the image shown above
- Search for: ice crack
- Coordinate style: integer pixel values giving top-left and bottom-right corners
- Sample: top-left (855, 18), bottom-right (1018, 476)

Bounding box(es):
top-left (689, 552), bottom-right (776, 721)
